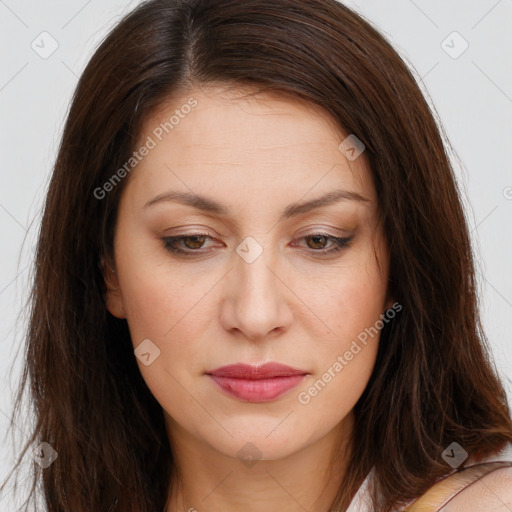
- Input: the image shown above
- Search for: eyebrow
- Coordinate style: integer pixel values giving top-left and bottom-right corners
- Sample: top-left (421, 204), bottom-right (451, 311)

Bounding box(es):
top-left (144, 189), bottom-right (370, 221)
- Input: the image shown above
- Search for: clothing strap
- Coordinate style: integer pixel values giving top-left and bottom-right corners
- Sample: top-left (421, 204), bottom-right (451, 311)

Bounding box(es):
top-left (404, 460), bottom-right (512, 511)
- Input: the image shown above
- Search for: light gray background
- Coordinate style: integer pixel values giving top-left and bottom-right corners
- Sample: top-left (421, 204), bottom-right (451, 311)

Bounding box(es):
top-left (1, 0), bottom-right (511, 509)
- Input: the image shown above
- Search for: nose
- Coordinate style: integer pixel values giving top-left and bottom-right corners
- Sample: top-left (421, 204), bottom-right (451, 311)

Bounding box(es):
top-left (220, 241), bottom-right (294, 342)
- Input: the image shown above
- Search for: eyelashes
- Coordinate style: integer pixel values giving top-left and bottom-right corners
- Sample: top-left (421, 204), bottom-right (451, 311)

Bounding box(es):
top-left (161, 232), bottom-right (354, 257)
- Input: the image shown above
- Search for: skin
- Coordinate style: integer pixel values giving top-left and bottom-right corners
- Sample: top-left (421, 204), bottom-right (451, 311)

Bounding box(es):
top-left (104, 84), bottom-right (393, 512)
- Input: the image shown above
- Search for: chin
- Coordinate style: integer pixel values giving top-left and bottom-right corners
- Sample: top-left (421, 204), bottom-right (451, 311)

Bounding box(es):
top-left (207, 429), bottom-right (305, 463)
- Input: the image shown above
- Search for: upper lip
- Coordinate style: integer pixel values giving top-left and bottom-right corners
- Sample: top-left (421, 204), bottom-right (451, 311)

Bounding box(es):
top-left (206, 363), bottom-right (309, 379)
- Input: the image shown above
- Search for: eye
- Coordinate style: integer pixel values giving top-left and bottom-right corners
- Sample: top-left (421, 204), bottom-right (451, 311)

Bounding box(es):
top-left (161, 232), bottom-right (353, 256)
top-left (162, 233), bottom-right (215, 255)
top-left (292, 232), bottom-right (353, 254)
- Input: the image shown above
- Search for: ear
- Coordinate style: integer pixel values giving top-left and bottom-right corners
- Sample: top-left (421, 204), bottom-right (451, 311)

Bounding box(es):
top-left (384, 287), bottom-right (395, 312)
top-left (100, 256), bottom-right (127, 319)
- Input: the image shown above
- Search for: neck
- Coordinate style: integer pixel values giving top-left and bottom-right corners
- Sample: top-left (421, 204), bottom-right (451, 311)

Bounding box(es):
top-left (164, 412), bottom-right (355, 512)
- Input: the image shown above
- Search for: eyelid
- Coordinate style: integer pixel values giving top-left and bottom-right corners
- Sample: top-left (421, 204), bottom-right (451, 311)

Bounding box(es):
top-left (161, 227), bottom-right (350, 242)
top-left (164, 224), bottom-right (352, 238)
top-left (161, 229), bottom-right (354, 257)
top-left (297, 225), bottom-right (352, 238)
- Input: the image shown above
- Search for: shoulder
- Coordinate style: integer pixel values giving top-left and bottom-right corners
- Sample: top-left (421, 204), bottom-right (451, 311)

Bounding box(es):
top-left (440, 466), bottom-right (512, 511)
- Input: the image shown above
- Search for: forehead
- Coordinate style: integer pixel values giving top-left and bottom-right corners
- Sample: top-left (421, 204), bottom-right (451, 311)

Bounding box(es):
top-left (125, 84), bottom-right (376, 210)
top-left (141, 84), bottom-right (355, 159)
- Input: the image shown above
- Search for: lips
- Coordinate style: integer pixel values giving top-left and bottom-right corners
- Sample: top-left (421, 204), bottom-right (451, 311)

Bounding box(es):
top-left (206, 363), bottom-right (309, 402)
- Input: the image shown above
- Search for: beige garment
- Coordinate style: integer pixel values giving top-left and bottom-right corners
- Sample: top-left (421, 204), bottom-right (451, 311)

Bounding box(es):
top-left (345, 443), bottom-right (512, 512)
top-left (404, 461), bottom-right (512, 511)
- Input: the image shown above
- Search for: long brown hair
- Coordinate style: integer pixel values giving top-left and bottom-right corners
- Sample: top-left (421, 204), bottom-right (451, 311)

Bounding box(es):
top-left (3, 0), bottom-right (512, 511)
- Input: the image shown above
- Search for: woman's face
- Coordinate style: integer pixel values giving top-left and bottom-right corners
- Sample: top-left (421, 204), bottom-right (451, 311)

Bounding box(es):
top-left (105, 84), bottom-right (392, 462)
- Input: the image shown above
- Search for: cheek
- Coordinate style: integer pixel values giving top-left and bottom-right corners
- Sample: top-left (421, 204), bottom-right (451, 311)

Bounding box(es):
top-left (119, 271), bottom-right (214, 365)
top-left (113, 230), bottom-right (210, 344)
top-left (304, 279), bottom-right (384, 393)
top-left (296, 271), bottom-right (386, 419)
top-left (115, 262), bottom-right (224, 413)
top-left (295, 339), bottom-right (378, 442)
top-left (118, 270), bottom-right (212, 425)
top-left (298, 256), bottom-right (387, 405)
top-left (304, 258), bottom-right (389, 343)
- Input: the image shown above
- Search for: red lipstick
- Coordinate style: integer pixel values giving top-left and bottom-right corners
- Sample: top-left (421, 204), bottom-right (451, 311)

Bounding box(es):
top-left (206, 363), bottom-right (309, 402)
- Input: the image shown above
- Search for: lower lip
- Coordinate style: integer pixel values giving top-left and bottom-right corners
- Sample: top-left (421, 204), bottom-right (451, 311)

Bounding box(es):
top-left (208, 374), bottom-right (307, 402)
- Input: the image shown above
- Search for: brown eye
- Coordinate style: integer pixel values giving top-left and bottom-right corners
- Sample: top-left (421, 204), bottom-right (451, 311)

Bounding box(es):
top-left (162, 232), bottom-right (353, 258)
top-left (162, 233), bottom-right (216, 255)
top-left (293, 232), bottom-right (354, 254)
top-left (182, 235), bottom-right (207, 249)
top-left (305, 234), bottom-right (329, 250)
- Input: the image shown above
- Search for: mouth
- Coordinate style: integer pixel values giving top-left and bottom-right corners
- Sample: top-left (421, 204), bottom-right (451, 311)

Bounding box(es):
top-left (206, 362), bottom-right (309, 403)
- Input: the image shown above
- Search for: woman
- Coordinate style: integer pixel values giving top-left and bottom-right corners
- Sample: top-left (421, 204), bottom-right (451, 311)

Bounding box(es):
top-left (3, 0), bottom-right (512, 511)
